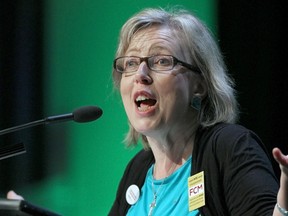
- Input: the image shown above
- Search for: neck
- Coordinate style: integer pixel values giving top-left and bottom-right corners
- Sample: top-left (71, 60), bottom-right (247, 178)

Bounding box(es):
top-left (148, 134), bottom-right (194, 180)
top-left (145, 114), bottom-right (199, 179)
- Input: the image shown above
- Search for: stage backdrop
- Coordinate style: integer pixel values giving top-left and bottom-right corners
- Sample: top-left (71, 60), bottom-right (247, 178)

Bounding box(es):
top-left (16, 0), bottom-right (217, 215)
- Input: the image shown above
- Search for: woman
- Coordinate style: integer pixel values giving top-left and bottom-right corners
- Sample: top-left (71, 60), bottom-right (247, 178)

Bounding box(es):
top-left (108, 7), bottom-right (288, 216)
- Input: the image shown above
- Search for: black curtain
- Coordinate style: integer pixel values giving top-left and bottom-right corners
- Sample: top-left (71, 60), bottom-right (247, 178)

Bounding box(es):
top-left (218, 0), bottom-right (287, 179)
top-left (0, 0), bottom-right (44, 194)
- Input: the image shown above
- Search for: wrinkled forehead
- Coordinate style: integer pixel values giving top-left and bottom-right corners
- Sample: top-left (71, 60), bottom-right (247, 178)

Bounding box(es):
top-left (125, 25), bottom-right (188, 59)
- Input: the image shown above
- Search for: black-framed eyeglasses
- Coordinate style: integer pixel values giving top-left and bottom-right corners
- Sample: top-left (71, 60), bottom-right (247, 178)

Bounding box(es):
top-left (113, 55), bottom-right (201, 74)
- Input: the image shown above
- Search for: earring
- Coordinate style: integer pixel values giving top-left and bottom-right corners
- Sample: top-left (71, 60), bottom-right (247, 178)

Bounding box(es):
top-left (190, 96), bottom-right (202, 111)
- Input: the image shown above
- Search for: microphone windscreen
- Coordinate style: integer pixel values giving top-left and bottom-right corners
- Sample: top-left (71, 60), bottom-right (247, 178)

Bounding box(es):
top-left (73, 106), bottom-right (103, 123)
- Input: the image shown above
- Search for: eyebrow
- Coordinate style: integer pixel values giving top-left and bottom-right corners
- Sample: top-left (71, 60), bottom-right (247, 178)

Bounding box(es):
top-left (125, 45), bottom-right (172, 56)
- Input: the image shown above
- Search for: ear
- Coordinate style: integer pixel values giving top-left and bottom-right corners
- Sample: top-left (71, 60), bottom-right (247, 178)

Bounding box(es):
top-left (192, 77), bottom-right (207, 98)
top-left (190, 78), bottom-right (207, 111)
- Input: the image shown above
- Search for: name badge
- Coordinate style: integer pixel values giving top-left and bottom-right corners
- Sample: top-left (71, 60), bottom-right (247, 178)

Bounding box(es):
top-left (187, 171), bottom-right (205, 211)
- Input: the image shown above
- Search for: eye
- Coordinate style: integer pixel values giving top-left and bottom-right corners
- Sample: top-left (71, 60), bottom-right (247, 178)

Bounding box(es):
top-left (154, 56), bottom-right (172, 66)
top-left (125, 58), bottom-right (139, 68)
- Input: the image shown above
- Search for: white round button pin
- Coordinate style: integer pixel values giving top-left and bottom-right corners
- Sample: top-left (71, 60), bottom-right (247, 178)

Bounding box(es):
top-left (126, 184), bottom-right (140, 205)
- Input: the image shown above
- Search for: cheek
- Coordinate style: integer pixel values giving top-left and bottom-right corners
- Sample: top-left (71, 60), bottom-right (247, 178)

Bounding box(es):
top-left (120, 76), bottom-right (129, 95)
top-left (157, 76), bottom-right (190, 106)
top-left (120, 79), bottom-right (132, 109)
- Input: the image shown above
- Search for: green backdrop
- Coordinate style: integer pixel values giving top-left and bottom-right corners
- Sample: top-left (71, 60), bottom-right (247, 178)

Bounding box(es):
top-left (20, 0), bottom-right (216, 215)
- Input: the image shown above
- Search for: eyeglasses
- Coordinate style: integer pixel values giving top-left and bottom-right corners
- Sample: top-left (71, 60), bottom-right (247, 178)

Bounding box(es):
top-left (113, 55), bottom-right (201, 74)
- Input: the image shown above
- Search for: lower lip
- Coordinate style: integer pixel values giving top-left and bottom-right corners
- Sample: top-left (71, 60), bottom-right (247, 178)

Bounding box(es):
top-left (135, 104), bottom-right (157, 116)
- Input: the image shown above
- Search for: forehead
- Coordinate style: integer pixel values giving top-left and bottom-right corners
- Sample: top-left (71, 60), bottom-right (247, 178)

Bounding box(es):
top-left (125, 26), bottom-right (182, 55)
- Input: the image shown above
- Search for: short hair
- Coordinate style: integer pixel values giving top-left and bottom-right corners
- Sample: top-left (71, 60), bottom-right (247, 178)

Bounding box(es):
top-left (112, 7), bottom-right (239, 149)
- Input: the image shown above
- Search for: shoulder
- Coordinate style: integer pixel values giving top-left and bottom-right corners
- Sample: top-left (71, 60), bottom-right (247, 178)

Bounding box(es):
top-left (199, 123), bottom-right (254, 138)
top-left (126, 149), bottom-right (154, 170)
top-left (197, 123), bottom-right (262, 146)
top-left (195, 123), bottom-right (278, 216)
top-left (195, 123), bottom-right (267, 159)
top-left (121, 149), bottom-right (154, 186)
top-left (109, 149), bottom-right (154, 215)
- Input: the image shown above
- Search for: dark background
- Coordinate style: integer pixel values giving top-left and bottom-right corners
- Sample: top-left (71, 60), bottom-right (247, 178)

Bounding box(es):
top-left (0, 0), bottom-right (45, 191)
top-left (218, 0), bottom-right (287, 178)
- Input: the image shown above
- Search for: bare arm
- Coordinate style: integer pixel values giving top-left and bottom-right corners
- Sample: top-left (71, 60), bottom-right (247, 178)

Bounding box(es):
top-left (273, 148), bottom-right (288, 216)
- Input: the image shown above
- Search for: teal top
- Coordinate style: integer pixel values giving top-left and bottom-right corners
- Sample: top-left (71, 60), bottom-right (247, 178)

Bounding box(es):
top-left (127, 156), bottom-right (200, 216)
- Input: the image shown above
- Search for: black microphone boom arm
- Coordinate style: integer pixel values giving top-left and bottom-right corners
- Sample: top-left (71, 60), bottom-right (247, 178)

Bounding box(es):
top-left (0, 105), bottom-right (103, 136)
top-left (0, 119), bottom-right (45, 136)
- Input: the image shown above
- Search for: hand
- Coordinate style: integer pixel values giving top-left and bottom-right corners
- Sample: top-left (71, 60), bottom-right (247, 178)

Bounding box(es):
top-left (272, 148), bottom-right (288, 216)
top-left (6, 190), bottom-right (24, 200)
top-left (273, 147), bottom-right (288, 177)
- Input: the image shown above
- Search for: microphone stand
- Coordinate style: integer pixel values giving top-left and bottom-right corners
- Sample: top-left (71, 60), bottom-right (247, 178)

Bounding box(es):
top-left (0, 106), bottom-right (102, 215)
top-left (0, 113), bottom-right (74, 136)
top-left (0, 105), bottom-right (102, 160)
top-left (0, 142), bottom-right (26, 161)
top-left (0, 119), bottom-right (45, 136)
top-left (0, 119), bottom-right (47, 160)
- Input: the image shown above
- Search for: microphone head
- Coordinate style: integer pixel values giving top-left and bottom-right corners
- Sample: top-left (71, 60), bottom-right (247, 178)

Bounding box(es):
top-left (73, 106), bottom-right (103, 123)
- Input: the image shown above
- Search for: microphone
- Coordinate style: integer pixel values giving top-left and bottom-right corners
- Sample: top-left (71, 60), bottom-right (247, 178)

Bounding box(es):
top-left (0, 105), bottom-right (103, 136)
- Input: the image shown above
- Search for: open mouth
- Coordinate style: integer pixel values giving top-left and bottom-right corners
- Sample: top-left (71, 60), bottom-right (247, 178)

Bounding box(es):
top-left (135, 95), bottom-right (157, 112)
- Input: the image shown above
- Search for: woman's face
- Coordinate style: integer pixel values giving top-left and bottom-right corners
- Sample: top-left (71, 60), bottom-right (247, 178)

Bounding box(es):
top-left (120, 26), bottom-right (202, 138)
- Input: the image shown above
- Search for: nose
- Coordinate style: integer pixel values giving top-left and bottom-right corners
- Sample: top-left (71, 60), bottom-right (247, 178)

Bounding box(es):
top-left (134, 62), bottom-right (153, 85)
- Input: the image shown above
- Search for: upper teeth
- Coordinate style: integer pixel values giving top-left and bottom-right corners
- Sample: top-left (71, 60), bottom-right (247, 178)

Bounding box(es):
top-left (136, 95), bottom-right (149, 101)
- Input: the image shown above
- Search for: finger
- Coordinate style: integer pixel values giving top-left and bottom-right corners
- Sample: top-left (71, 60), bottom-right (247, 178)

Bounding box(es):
top-left (7, 190), bottom-right (24, 200)
top-left (272, 148), bottom-right (281, 162)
